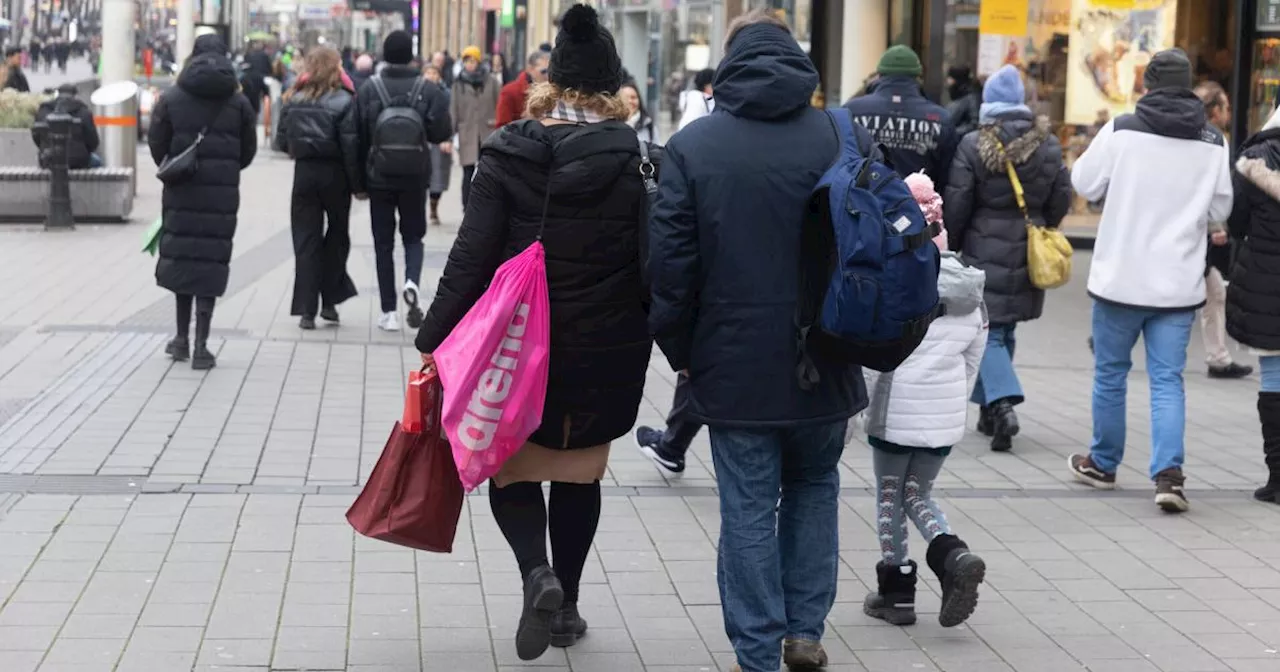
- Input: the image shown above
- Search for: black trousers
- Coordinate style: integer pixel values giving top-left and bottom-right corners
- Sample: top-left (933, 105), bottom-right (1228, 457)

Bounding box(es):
top-left (290, 161), bottom-right (357, 317)
top-left (369, 188), bottom-right (427, 313)
top-left (660, 372), bottom-right (702, 457)
top-left (461, 164), bottom-right (477, 210)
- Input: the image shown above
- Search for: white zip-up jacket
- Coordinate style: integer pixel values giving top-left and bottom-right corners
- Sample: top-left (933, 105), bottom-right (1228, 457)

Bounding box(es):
top-left (1071, 89), bottom-right (1234, 311)
top-left (861, 254), bottom-right (989, 448)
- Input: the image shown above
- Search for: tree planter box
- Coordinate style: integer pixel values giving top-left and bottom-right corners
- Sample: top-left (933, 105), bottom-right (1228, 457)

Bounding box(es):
top-left (0, 129), bottom-right (38, 167)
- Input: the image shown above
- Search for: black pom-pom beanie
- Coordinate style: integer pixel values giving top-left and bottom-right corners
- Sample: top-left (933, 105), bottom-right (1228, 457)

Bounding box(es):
top-left (549, 4), bottom-right (623, 95)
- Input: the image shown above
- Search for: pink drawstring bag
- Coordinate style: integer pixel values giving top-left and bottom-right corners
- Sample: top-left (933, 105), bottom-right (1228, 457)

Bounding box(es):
top-left (433, 242), bottom-right (551, 492)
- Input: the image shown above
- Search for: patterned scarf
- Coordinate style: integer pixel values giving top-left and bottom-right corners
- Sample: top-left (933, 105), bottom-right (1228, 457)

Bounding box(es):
top-left (547, 100), bottom-right (608, 125)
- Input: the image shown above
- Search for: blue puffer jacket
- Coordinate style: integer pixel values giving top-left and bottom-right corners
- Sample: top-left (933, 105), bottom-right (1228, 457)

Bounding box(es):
top-left (648, 23), bottom-right (866, 428)
top-left (842, 76), bottom-right (958, 193)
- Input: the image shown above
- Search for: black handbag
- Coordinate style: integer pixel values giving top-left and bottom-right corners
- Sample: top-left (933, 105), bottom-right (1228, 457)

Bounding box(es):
top-left (156, 99), bottom-right (228, 185)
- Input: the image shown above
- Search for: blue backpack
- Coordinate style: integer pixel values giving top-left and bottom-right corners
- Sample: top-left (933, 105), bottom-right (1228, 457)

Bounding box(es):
top-left (797, 109), bottom-right (942, 380)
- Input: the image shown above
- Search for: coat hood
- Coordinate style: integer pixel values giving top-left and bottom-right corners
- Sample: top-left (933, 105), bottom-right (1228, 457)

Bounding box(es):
top-left (1237, 128), bottom-right (1280, 204)
top-left (483, 119), bottom-right (646, 197)
top-left (177, 51), bottom-right (240, 99)
top-left (976, 110), bottom-right (1051, 172)
top-left (712, 24), bottom-right (817, 121)
top-left (938, 252), bottom-right (986, 315)
top-left (1135, 88), bottom-right (1206, 140)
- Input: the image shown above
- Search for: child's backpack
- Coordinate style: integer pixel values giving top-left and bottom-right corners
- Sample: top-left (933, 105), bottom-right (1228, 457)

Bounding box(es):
top-left (796, 108), bottom-right (942, 381)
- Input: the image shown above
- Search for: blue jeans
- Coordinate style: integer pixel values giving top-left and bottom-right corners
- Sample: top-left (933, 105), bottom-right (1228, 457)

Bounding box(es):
top-left (710, 422), bottom-right (845, 672)
top-left (970, 323), bottom-right (1024, 405)
top-left (1089, 301), bottom-right (1194, 479)
top-left (1261, 356), bottom-right (1280, 393)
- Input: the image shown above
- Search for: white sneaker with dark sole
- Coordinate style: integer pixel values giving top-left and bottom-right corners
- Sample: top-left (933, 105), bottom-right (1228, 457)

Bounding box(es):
top-left (378, 312), bottom-right (401, 332)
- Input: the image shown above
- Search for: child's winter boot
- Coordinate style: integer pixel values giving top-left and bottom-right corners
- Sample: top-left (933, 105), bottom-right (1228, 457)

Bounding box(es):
top-left (863, 560), bottom-right (917, 626)
top-left (926, 534), bottom-right (986, 627)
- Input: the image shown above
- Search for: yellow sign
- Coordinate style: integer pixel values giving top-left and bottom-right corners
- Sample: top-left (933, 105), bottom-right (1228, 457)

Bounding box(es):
top-left (980, 0), bottom-right (1030, 37)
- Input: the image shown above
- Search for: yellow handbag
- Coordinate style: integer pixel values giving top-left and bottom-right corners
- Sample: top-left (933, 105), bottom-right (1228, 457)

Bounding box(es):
top-left (994, 133), bottom-right (1072, 290)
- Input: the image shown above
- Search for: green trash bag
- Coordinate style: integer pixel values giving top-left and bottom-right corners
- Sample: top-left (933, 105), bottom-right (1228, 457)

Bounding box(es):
top-left (142, 216), bottom-right (163, 256)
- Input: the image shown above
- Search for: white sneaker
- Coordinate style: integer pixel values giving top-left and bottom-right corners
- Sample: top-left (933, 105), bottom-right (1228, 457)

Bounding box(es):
top-left (378, 312), bottom-right (401, 332)
top-left (403, 280), bottom-right (423, 329)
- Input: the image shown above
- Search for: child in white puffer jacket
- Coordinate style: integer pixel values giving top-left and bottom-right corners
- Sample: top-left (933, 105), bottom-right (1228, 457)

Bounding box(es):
top-left (860, 172), bottom-right (989, 630)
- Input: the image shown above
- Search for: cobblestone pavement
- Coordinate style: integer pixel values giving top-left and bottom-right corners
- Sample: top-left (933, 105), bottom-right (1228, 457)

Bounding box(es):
top-left (0, 147), bottom-right (1278, 671)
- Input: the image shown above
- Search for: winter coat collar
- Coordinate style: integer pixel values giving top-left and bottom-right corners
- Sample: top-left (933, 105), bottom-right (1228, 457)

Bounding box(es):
top-left (976, 111), bottom-right (1050, 173)
top-left (1238, 146), bottom-right (1280, 205)
top-left (1135, 88), bottom-right (1206, 140)
top-left (483, 118), bottom-right (648, 194)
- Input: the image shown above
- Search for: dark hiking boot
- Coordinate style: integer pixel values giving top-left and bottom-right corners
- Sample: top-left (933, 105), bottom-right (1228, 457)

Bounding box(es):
top-left (976, 405), bottom-right (994, 437)
top-left (320, 305), bottom-right (340, 323)
top-left (783, 639), bottom-right (828, 669)
top-left (164, 337), bottom-right (189, 362)
top-left (1154, 468), bottom-right (1189, 513)
top-left (191, 344), bottom-right (217, 371)
top-left (1208, 362), bottom-right (1253, 379)
top-left (298, 316), bottom-right (316, 330)
top-left (863, 561), bottom-right (917, 626)
top-left (1069, 454), bottom-right (1117, 490)
top-left (927, 534), bottom-right (986, 627)
top-left (516, 565), bottom-right (563, 660)
top-left (634, 426), bottom-right (685, 474)
top-left (549, 602), bottom-right (588, 648)
top-left (991, 399), bottom-right (1019, 437)
top-left (1257, 393), bottom-right (1280, 505)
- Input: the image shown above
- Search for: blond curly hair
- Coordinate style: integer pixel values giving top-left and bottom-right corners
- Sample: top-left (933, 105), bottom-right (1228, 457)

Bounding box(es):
top-left (524, 81), bottom-right (630, 122)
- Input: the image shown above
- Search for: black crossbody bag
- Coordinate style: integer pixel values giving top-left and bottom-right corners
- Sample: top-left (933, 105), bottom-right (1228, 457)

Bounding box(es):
top-left (156, 98), bottom-right (229, 185)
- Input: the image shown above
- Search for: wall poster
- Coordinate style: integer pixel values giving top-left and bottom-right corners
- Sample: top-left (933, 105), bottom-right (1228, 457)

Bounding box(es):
top-left (1065, 0), bottom-right (1179, 125)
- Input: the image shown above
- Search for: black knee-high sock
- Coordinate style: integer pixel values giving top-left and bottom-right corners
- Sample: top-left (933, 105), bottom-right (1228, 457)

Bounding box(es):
top-left (489, 481), bottom-right (549, 578)
top-left (175, 294), bottom-right (193, 338)
top-left (549, 481), bottom-right (601, 604)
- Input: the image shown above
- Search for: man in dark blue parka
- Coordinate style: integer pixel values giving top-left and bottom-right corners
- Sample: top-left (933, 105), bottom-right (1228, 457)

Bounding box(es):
top-left (648, 11), bottom-right (866, 672)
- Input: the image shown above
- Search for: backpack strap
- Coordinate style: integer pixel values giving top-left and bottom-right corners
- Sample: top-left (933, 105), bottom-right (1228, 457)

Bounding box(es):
top-left (406, 75), bottom-right (427, 108)
top-left (369, 74), bottom-right (392, 108)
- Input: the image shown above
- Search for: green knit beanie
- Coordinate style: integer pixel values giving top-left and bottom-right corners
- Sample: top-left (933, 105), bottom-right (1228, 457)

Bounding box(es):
top-left (877, 45), bottom-right (923, 77)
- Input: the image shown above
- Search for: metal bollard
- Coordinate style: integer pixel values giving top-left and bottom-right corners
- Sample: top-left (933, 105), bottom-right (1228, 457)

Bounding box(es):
top-left (42, 111), bottom-right (77, 231)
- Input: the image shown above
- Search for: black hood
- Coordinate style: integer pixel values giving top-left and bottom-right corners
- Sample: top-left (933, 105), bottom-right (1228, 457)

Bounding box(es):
top-left (483, 119), bottom-right (643, 196)
top-left (177, 52), bottom-right (239, 99)
top-left (1135, 88), bottom-right (1206, 140)
top-left (712, 24), bottom-right (817, 121)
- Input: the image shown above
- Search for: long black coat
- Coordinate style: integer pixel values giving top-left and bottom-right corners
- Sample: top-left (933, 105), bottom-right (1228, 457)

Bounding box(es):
top-left (944, 110), bottom-right (1071, 325)
top-left (148, 47), bottom-right (257, 298)
top-left (415, 120), bottom-right (658, 450)
top-left (1227, 127), bottom-right (1280, 351)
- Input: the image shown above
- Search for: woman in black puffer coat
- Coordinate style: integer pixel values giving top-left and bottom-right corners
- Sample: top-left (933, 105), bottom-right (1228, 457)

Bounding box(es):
top-left (415, 5), bottom-right (656, 661)
top-left (148, 34), bottom-right (257, 370)
top-left (1225, 105), bottom-right (1280, 505)
top-left (273, 46), bottom-right (362, 330)
top-left (944, 65), bottom-right (1072, 453)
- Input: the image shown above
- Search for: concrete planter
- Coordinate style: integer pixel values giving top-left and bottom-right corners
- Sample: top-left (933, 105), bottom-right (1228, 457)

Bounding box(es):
top-left (0, 128), bottom-right (38, 167)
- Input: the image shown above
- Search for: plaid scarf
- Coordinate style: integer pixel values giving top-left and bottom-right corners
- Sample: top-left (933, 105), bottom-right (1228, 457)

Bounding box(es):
top-left (547, 100), bottom-right (608, 125)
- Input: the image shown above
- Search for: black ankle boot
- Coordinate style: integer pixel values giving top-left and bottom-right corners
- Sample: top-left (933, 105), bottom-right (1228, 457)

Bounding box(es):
top-left (976, 405), bottom-right (994, 436)
top-left (1256, 393), bottom-right (1280, 505)
top-left (549, 602), bottom-right (587, 648)
top-left (164, 336), bottom-right (189, 362)
top-left (192, 303), bottom-right (216, 370)
top-left (863, 560), bottom-right (917, 625)
top-left (516, 565), bottom-right (563, 660)
top-left (990, 399), bottom-right (1019, 452)
top-left (926, 534), bottom-right (986, 627)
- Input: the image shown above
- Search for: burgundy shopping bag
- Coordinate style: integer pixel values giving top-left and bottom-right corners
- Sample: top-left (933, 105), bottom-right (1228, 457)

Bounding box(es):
top-left (346, 367), bottom-right (464, 552)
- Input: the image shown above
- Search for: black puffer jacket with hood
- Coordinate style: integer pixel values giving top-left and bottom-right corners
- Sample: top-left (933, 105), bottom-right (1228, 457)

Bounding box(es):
top-left (943, 109), bottom-right (1071, 324)
top-left (274, 85), bottom-right (364, 193)
top-left (649, 23), bottom-right (866, 428)
top-left (415, 119), bottom-right (661, 450)
top-left (147, 34), bottom-right (257, 298)
top-left (1227, 113), bottom-right (1280, 351)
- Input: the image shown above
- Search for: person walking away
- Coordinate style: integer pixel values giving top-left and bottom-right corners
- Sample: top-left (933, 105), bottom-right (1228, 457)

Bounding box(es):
top-left (649, 12), bottom-right (864, 672)
top-left (355, 30), bottom-right (452, 332)
top-left (496, 51), bottom-right (549, 127)
top-left (861, 172), bottom-right (988, 629)
top-left (1195, 82), bottom-right (1252, 379)
top-left (943, 64), bottom-right (1071, 452)
top-left (1225, 101), bottom-right (1280, 504)
top-left (947, 66), bottom-right (982, 138)
top-left (676, 68), bottom-right (714, 131)
top-left (423, 64), bottom-right (454, 226)
top-left (3, 48), bottom-right (29, 91)
top-left (42, 41), bottom-right (54, 73)
top-left (349, 54), bottom-right (374, 93)
top-left (275, 46), bottom-right (362, 330)
top-left (844, 45), bottom-right (958, 192)
top-left (619, 83), bottom-right (660, 144)
top-left (451, 49), bottom-right (500, 210)
top-left (32, 83), bottom-right (101, 168)
top-left (55, 39), bottom-right (69, 73)
top-left (147, 34), bottom-right (257, 370)
top-left (415, 4), bottom-right (656, 660)
top-left (27, 39), bottom-right (39, 72)
top-left (1068, 49), bottom-right (1234, 512)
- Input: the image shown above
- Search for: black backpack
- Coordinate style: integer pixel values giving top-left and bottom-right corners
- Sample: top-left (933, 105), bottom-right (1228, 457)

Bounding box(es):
top-left (368, 75), bottom-right (429, 178)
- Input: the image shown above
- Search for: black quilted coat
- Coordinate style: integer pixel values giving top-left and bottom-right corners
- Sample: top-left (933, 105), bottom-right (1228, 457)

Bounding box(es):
top-left (943, 109), bottom-right (1072, 324)
top-left (1227, 127), bottom-right (1280, 351)
top-left (147, 36), bottom-right (257, 298)
top-left (273, 86), bottom-right (363, 193)
top-left (415, 120), bottom-right (659, 450)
